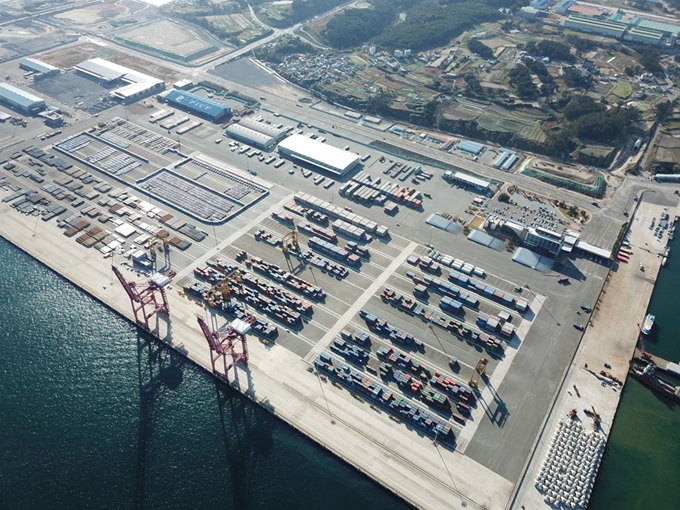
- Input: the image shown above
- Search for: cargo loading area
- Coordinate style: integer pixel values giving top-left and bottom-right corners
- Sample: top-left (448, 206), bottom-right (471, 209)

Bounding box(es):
top-left (0, 69), bottom-right (616, 509)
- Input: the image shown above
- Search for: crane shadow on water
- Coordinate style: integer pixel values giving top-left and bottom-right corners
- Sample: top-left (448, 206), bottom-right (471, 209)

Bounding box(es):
top-left (133, 330), bottom-right (184, 510)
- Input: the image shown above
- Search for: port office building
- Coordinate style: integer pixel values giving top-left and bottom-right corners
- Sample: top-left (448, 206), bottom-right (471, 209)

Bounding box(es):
top-left (277, 134), bottom-right (361, 176)
top-left (0, 83), bottom-right (46, 114)
top-left (159, 89), bottom-right (231, 122)
top-left (225, 123), bottom-right (276, 150)
top-left (19, 58), bottom-right (60, 79)
top-left (75, 58), bottom-right (165, 101)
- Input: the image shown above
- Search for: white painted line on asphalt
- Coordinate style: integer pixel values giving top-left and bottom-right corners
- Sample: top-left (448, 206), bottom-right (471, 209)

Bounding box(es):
top-left (304, 241), bottom-right (420, 363)
top-left (456, 292), bottom-right (545, 453)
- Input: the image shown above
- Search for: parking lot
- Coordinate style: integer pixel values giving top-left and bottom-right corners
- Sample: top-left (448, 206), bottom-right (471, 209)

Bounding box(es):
top-left (30, 70), bottom-right (120, 114)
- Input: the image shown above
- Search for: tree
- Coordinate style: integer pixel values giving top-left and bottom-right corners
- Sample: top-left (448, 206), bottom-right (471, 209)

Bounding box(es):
top-left (367, 87), bottom-right (395, 114)
top-left (562, 95), bottom-right (604, 120)
top-left (508, 64), bottom-right (539, 99)
top-left (524, 40), bottom-right (574, 62)
top-left (467, 39), bottom-right (494, 59)
top-left (498, 192), bottom-right (510, 203)
top-left (562, 66), bottom-right (590, 89)
top-left (325, 0), bottom-right (396, 48)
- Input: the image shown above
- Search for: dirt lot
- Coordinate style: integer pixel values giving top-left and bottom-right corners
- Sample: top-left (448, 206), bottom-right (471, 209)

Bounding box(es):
top-left (117, 19), bottom-right (215, 57)
top-left (53, 2), bottom-right (127, 25)
top-left (532, 159), bottom-right (597, 185)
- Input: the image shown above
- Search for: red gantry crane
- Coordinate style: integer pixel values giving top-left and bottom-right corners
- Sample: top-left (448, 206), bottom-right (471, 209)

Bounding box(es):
top-left (197, 315), bottom-right (256, 379)
top-left (113, 266), bottom-right (173, 331)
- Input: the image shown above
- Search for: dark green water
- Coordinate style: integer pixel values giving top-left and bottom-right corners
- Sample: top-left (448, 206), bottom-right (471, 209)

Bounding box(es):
top-left (589, 234), bottom-right (680, 510)
top-left (0, 238), bottom-right (410, 510)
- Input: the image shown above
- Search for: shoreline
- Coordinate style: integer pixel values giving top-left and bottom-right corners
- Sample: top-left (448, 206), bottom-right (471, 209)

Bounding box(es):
top-left (511, 195), bottom-right (674, 509)
top-left (0, 189), bottom-right (512, 510)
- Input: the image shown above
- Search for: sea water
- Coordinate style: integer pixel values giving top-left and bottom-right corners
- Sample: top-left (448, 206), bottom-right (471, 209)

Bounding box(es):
top-left (589, 233), bottom-right (680, 510)
top-left (0, 238), bottom-right (409, 510)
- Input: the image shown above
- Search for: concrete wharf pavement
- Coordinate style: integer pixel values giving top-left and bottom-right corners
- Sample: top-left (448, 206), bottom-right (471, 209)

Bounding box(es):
top-left (0, 189), bottom-right (513, 510)
top-left (511, 196), bottom-right (678, 509)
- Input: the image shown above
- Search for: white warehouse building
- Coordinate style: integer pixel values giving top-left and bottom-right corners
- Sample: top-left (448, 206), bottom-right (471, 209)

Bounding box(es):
top-left (238, 117), bottom-right (287, 141)
top-left (277, 134), bottom-right (361, 175)
top-left (224, 124), bottom-right (276, 150)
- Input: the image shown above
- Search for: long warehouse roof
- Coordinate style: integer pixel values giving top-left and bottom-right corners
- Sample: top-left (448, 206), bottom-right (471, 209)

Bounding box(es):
top-left (238, 117), bottom-right (285, 139)
top-left (164, 89), bottom-right (230, 119)
top-left (225, 123), bottom-right (275, 146)
top-left (0, 83), bottom-right (45, 107)
top-left (76, 58), bottom-right (164, 98)
top-left (20, 58), bottom-right (59, 74)
top-left (278, 134), bottom-right (360, 175)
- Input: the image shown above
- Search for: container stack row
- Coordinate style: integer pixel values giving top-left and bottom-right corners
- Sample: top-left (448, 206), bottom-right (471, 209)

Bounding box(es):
top-left (314, 355), bottom-right (454, 442)
top-left (294, 192), bottom-right (389, 237)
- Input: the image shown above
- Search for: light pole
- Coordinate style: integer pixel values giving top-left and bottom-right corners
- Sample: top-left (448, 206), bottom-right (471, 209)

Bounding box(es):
top-left (525, 265), bottom-right (536, 289)
top-left (32, 207), bottom-right (42, 237)
top-left (432, 429), bottom-right (466, 507)
top-left (428, 226), bottom-right (434, 247)
top-left (314, 366), bottom-right (335, 424)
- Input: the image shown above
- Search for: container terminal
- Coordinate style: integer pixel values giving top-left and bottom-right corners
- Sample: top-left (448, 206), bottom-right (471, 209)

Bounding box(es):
top-left (0, 36), bottom-right (676, 510)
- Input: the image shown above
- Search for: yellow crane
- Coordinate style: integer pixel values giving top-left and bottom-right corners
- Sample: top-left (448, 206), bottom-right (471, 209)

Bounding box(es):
top-left (207, 270), bottom-right (241, 307)
top-left (469, 357), bottom-right (488, 388)
top-left (145, 231), bottom-right (170, 261)
top-left (282, 229), bottom-right (299, 254)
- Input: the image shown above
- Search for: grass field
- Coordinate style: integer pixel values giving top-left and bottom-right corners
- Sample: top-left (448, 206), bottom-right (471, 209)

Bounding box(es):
top-left (612, 81), bottom-right (632, 98)
top-left (581, 144), bottom-right (614, 157)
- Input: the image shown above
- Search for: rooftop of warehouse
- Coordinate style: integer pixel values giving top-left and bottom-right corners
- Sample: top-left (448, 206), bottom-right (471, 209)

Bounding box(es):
top-left (0, 83), bottom-right (44, 107)
top-left (225, 123), bottom-right (275, 144)
top-left (163, 89), bottom-right (230, 116)
top-left (278, 134), bottom-right (360, 172)
top-left (20, 58), bottom-right (59, 74)
top-left (76, 58), bottom-right (164, 98)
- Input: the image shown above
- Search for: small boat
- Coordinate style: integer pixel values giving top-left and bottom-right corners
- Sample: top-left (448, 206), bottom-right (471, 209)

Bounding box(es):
top-left (662, 257), bottom-right (667, 266)
top-left (642, 314), bottom-right (655, 335)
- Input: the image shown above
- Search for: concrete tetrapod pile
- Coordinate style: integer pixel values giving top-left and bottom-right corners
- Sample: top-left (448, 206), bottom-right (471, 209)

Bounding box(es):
top-left (534, 420), bottom-right (605, 509)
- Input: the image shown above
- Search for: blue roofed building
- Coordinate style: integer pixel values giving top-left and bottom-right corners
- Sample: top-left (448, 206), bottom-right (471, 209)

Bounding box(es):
top-left (159, 89), bottom-right (231, 122)
top-left (456, 140), bottom-right (484, 155)
top-left (19, 58), bottom-right (60, 79)
top-left (0, 83), bottom-right (46, 114)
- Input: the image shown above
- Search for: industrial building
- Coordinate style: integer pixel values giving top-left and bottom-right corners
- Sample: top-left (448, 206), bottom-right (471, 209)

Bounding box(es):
top-left (655, 174), bottom-right (680, 182)
top-left (277, 134), bottom-right (361, 176)
top-left (19, 58), bottom-right (60, 79)
top-left (517, 6), bottom-right (541, 20)
top-left (238, 118), bottom-right (287, 141)
top-left (225, 124), bottom-right (276, 150)
top-left (0, 83), bottom-right (45, 114)
top-left (443, 170), bottom-right (490, 192)
top-left (564, 15), bottom-right (627, 39)
top-left (555, 0), bottom-right (575, 14)
top-left (75, 58), bottom-right (165, 101)
top-left (635, 18), bottom-right (680, 38)
top-left (485, 217), bottom-right (612, 259)
top-left (493, 149), bottom-right (519, 169)
top-left (456, 140), bottom-right (484, 155)
top-left (529, 0), bottom-right (548, 9)
top-left (159, 89), bottom-right (231, 122)
top-left (625, 26), bottom-right (664, 45)
top-left (523, 227), bottom-right (564, 256)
